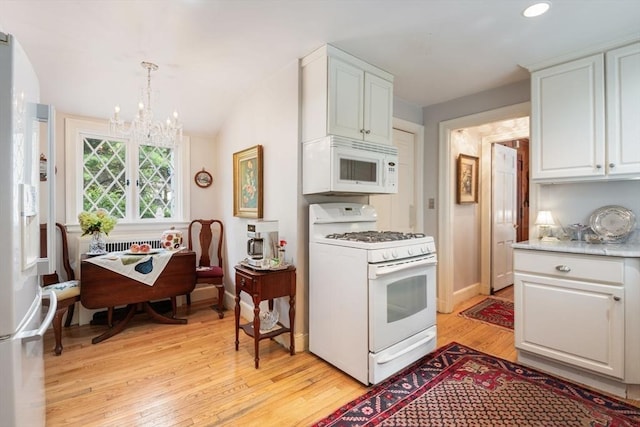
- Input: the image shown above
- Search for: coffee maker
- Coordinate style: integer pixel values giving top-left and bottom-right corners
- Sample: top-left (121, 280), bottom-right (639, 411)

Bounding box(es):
top-left (246, 220), bottom-right (279, 267)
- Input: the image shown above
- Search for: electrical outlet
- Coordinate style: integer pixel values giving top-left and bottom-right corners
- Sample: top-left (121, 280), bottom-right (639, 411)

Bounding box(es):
top-left (428, 198), bottom-right (435, 209)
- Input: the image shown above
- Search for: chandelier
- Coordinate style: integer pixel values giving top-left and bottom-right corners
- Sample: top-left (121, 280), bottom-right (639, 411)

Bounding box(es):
top-left (110, 61), bottom-right (182, 147)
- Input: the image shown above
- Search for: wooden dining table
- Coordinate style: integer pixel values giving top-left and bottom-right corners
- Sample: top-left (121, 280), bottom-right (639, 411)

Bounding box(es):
top-left (80, 250), bottom-right (196, 344)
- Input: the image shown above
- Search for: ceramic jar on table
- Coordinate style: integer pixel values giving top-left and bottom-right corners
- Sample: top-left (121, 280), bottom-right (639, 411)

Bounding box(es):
top-left (161, 227), bottom-right (183, 251)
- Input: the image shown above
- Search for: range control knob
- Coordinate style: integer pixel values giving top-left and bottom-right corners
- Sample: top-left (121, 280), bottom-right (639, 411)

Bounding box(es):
top-left (391, 250), bottom-right (398, 259)
top-left (382, 252), bottom-right (389, 260)
top-left (407, 248), bottom-right (414, 256)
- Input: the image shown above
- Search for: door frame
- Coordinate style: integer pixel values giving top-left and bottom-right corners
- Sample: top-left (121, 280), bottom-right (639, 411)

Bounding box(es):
top-left (437, 102), bottom-right (530, 313)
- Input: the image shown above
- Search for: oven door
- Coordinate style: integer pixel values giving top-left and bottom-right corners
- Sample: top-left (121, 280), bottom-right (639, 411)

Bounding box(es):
top-left (368, 254), bottom-right (437, 353)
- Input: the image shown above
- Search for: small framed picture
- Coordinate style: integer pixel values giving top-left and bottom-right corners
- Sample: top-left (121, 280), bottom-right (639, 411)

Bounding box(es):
top-left (194, 169), bottom-right (212, 188)
top-left (233, 145), bottom-right (263, 218)
top-left (456, 154), bottom-right (479, 204)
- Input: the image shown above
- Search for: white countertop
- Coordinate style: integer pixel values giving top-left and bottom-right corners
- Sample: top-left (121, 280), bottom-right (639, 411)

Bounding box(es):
top-left (513, 238), bottom-right (640, 257)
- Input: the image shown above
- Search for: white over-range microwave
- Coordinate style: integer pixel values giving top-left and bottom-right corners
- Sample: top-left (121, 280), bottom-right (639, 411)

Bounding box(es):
top-left (303, 135), bottom-right (399, 195)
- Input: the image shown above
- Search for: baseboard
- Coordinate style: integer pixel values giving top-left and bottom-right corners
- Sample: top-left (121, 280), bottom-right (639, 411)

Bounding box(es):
top-left (453, 282), bottom-right (481, 308)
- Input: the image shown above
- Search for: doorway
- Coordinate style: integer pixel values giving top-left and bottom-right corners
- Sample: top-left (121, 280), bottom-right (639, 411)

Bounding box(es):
top-left (496, 138), bottom-right (530, 243)
top-left (437, 102), bottom-right (531, 314)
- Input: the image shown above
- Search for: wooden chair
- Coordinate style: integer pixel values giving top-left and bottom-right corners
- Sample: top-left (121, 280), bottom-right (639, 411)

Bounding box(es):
top-left (181, 219), bottom-right (225, 318)
top-left (39, 223), bottom-right (80, 356)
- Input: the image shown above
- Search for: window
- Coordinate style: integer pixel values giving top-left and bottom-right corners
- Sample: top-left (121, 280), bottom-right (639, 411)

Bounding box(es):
top-left (65, 118), bottom-right (190, 229)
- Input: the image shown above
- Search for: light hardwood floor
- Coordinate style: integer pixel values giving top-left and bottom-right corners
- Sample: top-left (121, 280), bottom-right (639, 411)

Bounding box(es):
top-left (42, 287), bottom-right (524, 426)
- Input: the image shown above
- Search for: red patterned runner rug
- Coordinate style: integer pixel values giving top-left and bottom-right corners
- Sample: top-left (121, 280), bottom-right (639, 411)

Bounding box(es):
top-left (312, 342), bottom-right (640, 426)
top-left (458, 297), bottom-right (514, 330)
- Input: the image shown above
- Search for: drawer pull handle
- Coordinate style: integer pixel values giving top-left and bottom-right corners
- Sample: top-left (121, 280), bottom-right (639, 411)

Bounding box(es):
top-left (555, 265), bottom-right (571, 272)
top-left (613, 296), bottom-right (621, 302)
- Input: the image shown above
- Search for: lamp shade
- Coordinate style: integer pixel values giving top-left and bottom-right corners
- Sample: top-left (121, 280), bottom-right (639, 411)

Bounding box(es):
top-left (535, 210), bottom-right (555, 226)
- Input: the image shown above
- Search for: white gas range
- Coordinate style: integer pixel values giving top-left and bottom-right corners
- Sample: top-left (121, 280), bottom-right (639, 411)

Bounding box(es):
top-left (309, 203), bottom-right (437, 385)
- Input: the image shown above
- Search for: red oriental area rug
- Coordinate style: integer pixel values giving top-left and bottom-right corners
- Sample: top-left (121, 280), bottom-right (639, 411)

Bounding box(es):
top-left (312, 342), bottom-right (640, 426)
top-left (458, 297), bottom-right (514, 330)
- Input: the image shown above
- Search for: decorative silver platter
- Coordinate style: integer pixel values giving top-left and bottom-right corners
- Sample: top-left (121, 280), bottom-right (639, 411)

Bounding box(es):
top-left (589, 205), bottom-right (636, 242)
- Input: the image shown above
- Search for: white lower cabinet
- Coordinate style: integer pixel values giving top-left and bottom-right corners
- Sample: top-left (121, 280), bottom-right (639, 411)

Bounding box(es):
top-left (514, 249), bottom-right (640, 398)
top-left (515, 272), bottom-right (624, 378)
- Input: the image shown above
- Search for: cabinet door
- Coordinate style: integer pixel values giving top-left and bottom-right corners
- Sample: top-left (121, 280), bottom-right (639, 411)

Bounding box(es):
top-left (363, 72), bottom-right (393, 145)
top-left (327, 57), bottom-right (364, 141)
top-left (531, 54), bottom-right (605, 180)
top-left (606, 42), bottom-right (640, 176)
top-left (515, 273), bottom-right (624, 378)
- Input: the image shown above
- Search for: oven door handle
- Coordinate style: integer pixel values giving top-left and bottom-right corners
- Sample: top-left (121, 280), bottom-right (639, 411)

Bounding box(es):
top-left (376, 330), bottom-right (437, 364)
top-left (373, 256), bottom-right (436, 277)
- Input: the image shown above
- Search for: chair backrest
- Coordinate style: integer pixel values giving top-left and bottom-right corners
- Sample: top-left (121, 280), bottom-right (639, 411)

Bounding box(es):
top-left (188, 219), bottom-right (224, 268)
top-left (39, 223), bottom-right (75, 285)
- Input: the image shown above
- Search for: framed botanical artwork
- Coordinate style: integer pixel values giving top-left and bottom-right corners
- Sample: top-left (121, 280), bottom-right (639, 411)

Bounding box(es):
top-left (233, 145), bottom-right (263, 218)
top-left (456, 154), bottom-right (479, 204)
top-left (194, 168), bottom-right (212, 188)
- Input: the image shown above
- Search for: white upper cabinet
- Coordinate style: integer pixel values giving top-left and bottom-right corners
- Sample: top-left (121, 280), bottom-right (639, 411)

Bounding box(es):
top-left (530, 41), bottom-right (640, 181)
top-left (302, 45), bottom-right (394, 145)
top-left (327, 57), bottom-right (365, 141)
top-left (531, 54), bottom-right (606, 180)
top-left (606, 42), bottom-right (640, 176)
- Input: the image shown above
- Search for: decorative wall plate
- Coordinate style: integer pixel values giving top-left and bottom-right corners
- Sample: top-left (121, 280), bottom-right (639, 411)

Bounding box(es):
top-left (589, 205), bottom-right (636, 241)
top-left (194, 168), bottom-right (212, 188)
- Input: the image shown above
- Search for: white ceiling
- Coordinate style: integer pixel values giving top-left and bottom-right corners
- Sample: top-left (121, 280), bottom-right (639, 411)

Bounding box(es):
top-left (1, 0), bottom-right (639, 137)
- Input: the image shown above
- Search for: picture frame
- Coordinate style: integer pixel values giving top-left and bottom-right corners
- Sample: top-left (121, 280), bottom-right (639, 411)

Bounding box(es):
top-left (233, 145), bottom-right (263, 218)
top-left (194, 168), bottom-right (213, 188)
top-left (456, 154), bottom-right (479, 204)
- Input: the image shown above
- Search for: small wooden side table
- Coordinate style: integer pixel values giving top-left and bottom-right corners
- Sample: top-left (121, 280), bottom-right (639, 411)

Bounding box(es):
top-left (234, 264), bottom-right (296, 368)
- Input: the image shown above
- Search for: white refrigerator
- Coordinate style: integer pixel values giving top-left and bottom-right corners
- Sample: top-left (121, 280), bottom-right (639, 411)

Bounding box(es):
top-left (0, 31), bottom-right (58, 426)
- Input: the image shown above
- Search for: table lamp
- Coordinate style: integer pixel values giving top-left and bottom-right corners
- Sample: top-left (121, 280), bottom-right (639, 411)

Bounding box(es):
top-left (535, 210), bottom-right (556, 240)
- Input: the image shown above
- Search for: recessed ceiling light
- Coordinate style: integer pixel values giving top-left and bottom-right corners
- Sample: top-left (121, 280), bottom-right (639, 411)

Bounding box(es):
top-left (523, 2), bottom-right (551, 18)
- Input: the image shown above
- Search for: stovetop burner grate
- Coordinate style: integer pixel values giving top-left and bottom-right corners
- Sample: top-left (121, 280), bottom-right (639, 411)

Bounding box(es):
top-left (325, 230), bottom-right (427, 243)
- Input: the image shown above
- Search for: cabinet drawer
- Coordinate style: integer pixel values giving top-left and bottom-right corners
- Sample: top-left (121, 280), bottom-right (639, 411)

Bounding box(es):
top-left (514, 250), bottom-right (624, 284)
top-left (235, 271), bottom-right (256, 293)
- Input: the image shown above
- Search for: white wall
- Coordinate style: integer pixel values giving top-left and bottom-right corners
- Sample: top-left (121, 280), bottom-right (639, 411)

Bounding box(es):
top-left (452, 128), bottom-right (481, 291)
top-left (394, 98), bottom-right (423, 125)
top-left (538, 180), bottom-right (640, 236)
top-left (215, 59), bottom-right (302, 344)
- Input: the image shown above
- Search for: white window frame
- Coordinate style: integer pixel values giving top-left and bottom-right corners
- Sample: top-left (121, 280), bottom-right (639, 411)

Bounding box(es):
top-left (64, 117), bottom-right (190, 235)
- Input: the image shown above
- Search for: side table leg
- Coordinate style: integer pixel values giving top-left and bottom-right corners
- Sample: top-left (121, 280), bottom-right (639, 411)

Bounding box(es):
top-left (253, 293), bottom-right (261, 368)
top-left (234, 292), bottom-right (241, 351)
top-left (289, 294), bottom-right (295, 355)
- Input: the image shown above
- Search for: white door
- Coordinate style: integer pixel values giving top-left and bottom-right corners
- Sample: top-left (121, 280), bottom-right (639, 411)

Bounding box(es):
top-left (370, 128), bottom-right (415, 232)
top-left (492, 144), bottom-right (517, 292)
